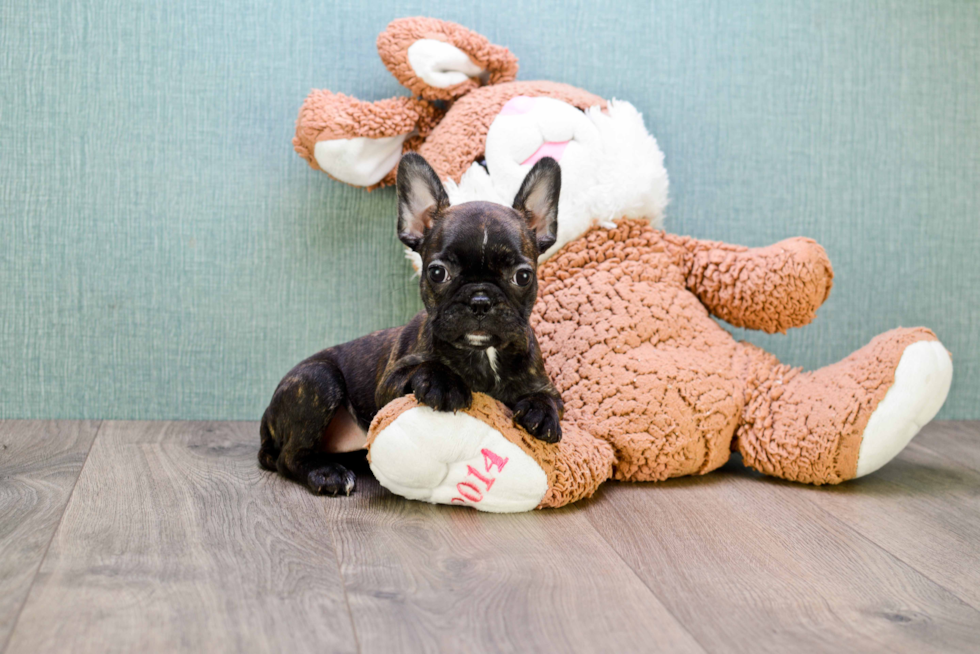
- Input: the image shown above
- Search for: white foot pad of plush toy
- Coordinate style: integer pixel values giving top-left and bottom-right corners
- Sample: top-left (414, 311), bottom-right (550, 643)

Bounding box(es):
top-left (369, 405), bottom-right (549, 513)
top-left (856, 341), bottom-right (953, 477)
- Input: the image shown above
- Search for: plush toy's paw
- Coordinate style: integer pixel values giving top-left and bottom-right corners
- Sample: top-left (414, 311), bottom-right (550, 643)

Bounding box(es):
top-left (411, 363), bottom-right (473, 413)
top-left (511, 393), bottom-right (562, 443)
top-left (367, 394), bottom-right (615, 512)
top-left (855, 339), bottom-right (953, 477)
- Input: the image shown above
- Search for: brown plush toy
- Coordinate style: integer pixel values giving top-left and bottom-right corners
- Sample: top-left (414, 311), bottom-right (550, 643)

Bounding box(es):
top-left (295, 17), bottom-right (953, 512)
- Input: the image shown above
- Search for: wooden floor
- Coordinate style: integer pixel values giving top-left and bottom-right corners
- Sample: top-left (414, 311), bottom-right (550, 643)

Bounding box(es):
top-left (1, 421), bottom-right (979, 653)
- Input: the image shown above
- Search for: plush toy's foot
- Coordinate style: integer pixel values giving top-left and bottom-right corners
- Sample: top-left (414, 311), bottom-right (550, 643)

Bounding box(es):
top-left (855, 339), bottom-right (952, 477)
top-left (367, 394), bottom-right (614, 512)
top-left (736, 328), bottom-right (952, 484)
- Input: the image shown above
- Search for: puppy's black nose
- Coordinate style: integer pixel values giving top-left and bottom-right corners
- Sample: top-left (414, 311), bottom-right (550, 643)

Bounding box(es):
top-left (469, 293), bottom-right (493, 316)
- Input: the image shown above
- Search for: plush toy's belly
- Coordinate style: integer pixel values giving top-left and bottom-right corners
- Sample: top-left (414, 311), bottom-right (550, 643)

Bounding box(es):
top-left (534, 270), bottom-right (744, 482)
top-left (564, 341), bottom-right (742, 481)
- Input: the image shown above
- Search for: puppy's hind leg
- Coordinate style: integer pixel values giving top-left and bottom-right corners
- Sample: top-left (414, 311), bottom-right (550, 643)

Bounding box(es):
top-left (260, 355), bottom-right (357, 496)
top-left (258, 415), bottom-right (280, 471)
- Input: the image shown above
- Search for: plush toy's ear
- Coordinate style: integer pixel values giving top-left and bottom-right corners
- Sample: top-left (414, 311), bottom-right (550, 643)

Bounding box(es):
top-left (396, 153), bottom-right (450, 251)
top-left (512, 157), bottom-right (561, 253)
top-left (377, 17), bottom-right (519, 101)
top-left (293, 91), bottom-right (444, 188)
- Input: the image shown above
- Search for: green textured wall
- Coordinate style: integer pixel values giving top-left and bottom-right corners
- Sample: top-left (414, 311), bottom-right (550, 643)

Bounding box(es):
top-left (1, 0), bottom-right (978, 419)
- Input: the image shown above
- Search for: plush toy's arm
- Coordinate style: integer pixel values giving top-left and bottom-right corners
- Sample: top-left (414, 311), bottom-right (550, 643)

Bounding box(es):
top-left (292, 92), bottom-right (444, 189)
top-left (663, 234), bottom-right (834, 333)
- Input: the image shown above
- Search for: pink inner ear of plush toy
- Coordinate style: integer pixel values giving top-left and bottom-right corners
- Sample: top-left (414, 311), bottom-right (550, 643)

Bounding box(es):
top-left (522, 140), bottom-right (569, 166)
top-left (499, 95), bottom-right (536, 115)
top-left (499, 96), bottom-right (571, 165)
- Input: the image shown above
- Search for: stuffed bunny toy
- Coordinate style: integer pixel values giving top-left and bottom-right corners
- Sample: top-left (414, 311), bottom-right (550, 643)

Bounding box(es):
top-left (292, 17), bottom-right (953, 512)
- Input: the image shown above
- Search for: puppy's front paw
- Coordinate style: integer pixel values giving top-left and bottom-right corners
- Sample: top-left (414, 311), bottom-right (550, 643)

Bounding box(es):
top-left (512, 394), bottom-right (562, 444)
top-left (411, 364), bottom-right (473, 412)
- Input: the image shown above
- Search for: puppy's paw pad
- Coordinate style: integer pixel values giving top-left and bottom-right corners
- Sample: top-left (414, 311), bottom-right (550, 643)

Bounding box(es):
top-left (369, 407), bottom-right (548, 513)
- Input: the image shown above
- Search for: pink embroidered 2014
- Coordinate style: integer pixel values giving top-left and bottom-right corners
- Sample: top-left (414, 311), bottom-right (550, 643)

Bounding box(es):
top-left (450, 448), bottom-right (510, 505)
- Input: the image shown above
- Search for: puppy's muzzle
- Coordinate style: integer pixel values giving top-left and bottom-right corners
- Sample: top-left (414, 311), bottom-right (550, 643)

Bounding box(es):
top-left (469, 292), bottom-right (493, 316)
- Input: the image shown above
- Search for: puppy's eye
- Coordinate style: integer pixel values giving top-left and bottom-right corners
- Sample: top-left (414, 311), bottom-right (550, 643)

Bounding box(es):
top-left (427, 264), bottom-right (450, 284)
top-left (512, 268), bottom-right (533, 287)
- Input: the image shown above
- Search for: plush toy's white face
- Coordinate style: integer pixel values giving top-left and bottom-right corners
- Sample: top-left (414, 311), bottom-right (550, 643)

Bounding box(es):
top-left (446, 96), bottom-right (670, 259)
top-left (484, 96), bottom-right (602, 211)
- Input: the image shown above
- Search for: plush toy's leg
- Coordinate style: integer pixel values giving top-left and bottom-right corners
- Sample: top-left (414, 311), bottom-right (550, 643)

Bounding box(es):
top-left (366, 394), bottom-right (614, 512)
top-left (734, 328), bottom-right (952, 484)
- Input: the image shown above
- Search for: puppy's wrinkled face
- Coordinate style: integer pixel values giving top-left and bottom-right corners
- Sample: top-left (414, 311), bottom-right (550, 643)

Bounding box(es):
top-left (396, 153), bottom-right (561, 351)
top-left (420, 203), bottom-right (537, 349)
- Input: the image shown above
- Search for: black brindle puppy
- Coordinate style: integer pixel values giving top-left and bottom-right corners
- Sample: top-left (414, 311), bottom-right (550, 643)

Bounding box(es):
top-left (259, 153), bottom-right (564, 495)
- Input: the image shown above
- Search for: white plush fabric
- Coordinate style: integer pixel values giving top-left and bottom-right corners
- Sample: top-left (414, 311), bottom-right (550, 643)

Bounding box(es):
top-left (855, 340), bottom-right (953, 477)
top-left (369, 406), bottom-right (549, 513)
top-left (407, 39), bottom-right (485, 89)
top-left (444, 98), bottom-right (669, 260)
top-left (314, 133), bottom-right (410, 187)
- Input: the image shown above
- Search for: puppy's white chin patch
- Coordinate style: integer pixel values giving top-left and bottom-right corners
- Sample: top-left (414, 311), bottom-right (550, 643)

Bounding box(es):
top-left (465, 334), bottom-right (492, 347)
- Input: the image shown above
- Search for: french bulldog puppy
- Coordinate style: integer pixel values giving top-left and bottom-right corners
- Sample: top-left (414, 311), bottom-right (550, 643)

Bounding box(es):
top-left (259, 153), bottom-right (564, 496)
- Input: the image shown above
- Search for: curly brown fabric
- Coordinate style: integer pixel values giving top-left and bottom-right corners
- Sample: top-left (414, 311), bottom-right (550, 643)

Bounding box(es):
top-left (294, 19), bottom-right (602, 187)
top-left (528, 218), bottom-right (935, 486)
top-left (534, 220), bottom-right (747, 481)
top-left (375, 104), bottom-right (448, 188)
top-left (377, 17), bottom-right (519, 101)
top-left (662, 235), bottom-right (834, 334)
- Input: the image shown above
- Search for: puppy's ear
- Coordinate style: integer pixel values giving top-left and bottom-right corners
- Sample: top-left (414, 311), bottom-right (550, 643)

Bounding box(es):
top-left (513, 157), bottom-right (561, 253)
top-left (397, 153), bottom-right (450, 251)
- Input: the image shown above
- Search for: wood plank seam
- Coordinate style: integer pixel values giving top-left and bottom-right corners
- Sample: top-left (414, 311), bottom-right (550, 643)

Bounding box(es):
top-left (804, 442), bottom-right (980, 619)
top-left (568, 504), bottom-right (711, 653)
top-left (584, 456), bottom-right (980, 651)
top-left (0, 420), bottom-right (103, 654)
top-left (797, 447), bottom-right (980, 615)
top-left (908, 438), bottom-right (980, 476)
top-left (327, 518), bottom-right (363, 654)
top-left (4, 421), bottom-right (361, 653)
